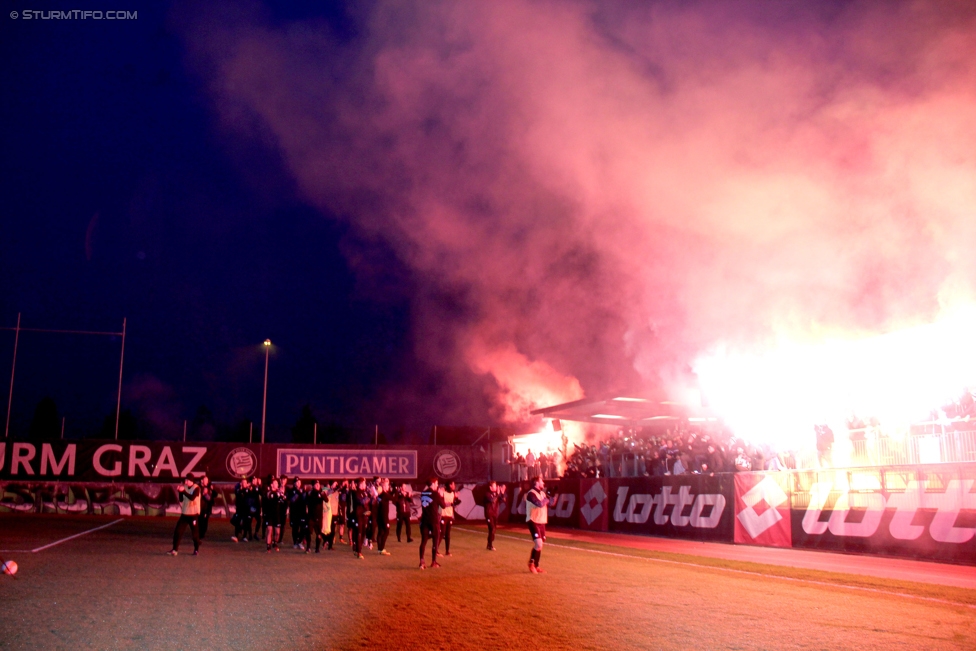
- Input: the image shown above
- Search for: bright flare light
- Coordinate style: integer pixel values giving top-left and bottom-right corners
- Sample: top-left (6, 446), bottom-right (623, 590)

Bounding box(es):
top-left (693, 307), bottom-right (976, 450)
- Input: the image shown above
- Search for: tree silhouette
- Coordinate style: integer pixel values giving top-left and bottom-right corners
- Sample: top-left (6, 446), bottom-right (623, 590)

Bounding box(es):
top-left (191, 404), bottom-right (217, 441)
top-left (29, 396), bottom-right (60, 441)
top-left (291, 404), bottom-right (318, 444)
top-left (101, 408), bottom-right (138, 440)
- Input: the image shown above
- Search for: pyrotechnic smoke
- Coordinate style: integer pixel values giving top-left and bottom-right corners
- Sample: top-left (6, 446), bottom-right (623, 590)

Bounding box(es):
top-left (181, 1), bottom-right (976, 435)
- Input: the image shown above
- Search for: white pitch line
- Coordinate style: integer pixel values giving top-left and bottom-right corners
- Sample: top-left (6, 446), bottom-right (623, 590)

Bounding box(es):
top-left (28, 518), bottom-right (125, 552)
top-left (455, 527), bottom-right (976, 611)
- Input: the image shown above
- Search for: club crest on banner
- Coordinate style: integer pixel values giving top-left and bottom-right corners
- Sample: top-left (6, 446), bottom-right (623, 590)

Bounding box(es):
top-left (225, 447), bottom-right (257, 479)
top-left (433, 450), bottom-right (461, 479)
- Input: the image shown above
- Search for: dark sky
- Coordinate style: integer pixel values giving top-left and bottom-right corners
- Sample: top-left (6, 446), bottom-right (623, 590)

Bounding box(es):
top-left (1, 1), bottom-right (426, 441)
top-left (3, 1), bottom-right (976, 447)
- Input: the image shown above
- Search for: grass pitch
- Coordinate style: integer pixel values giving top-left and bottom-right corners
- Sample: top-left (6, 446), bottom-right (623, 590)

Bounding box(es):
top-left (1, 514), bottom-right (974, 650)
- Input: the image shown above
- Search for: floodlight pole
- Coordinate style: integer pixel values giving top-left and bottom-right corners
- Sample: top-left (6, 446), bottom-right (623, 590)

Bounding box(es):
top-left (4, 313), bottom-right (20, 439)
top-left (114, 318), bottom-right (126, 440)
top-left (261, 339), bottom-right (271, 444)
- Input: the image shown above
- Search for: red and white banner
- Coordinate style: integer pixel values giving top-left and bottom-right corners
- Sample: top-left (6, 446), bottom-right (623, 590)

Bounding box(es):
top-left (734, 473), bottom-right (791, 548)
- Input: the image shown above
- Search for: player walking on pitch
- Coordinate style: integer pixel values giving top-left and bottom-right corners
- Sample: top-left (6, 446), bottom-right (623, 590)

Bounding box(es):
top-left (418, 477), bottom-right (446, 569)
top-left (169, 476), bottom-right (202, 556)
top-left (438, 480), bottom-right (461, 557)
top-left (525, 476), bottom-right (551, 573)
top-left (483, 480), bottom-right (506, 550)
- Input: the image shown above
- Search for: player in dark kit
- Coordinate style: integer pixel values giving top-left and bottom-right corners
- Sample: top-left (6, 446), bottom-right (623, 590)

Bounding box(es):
top-left (250, 477), bottom-right (263, 540)
top-left (232, 477), bottom-right (251, 542)
top-left (335, 482), bottom-right (348, 544)
top-left (276, 475), bottom-right (290, 546)
top-left (374, 478), bottom-right (394, 555)
top-left (418, 477), bottom-right (446, 569)
top-left (483, 480), bottom-right (506, 550)
top-left (263, 478), bottom-right (285, 552)
top-left (288, 478), bottom-right (308, 550)
top-left (347, 478), bottom-right (370, 559)
top-left (304, 480), bottom-right (326, 553)
top-left (198, 475), bottom-right (215, 540)
top-left (525, 476), bottom-right (552, 573)
top-left (395, 483), bottom-right (413, 543)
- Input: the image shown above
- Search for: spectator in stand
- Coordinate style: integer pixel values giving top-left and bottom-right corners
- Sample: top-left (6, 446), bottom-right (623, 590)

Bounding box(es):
top-left (815, 424), bottom-right (834, 468)
top-left (750, 447), bottom-right (766, 473)
top-left (648, 449), bottom-right (667, 476)
top-left (734, 448), bottom-right (752, 472)
top-left (599, 442), bottom-right (610, 478)
top-left (525, 449), bottom-right (536, 480)
top-left (513, 452), bottom-right (526, 482)
top-left (766, 452), bottom-right (788, 472)
top-left (672, 451), bottom-right (687, 475)
top-left (539, 453), bottom-right (549, 479)
top-left (706, 444), bottom-right (727, 474)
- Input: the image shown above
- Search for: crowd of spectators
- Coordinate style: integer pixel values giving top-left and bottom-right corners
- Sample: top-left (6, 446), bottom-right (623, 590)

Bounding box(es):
top-left (561, 424), bottom-right (795, 479)
top-left (510, 450), bottom-right (557, 481)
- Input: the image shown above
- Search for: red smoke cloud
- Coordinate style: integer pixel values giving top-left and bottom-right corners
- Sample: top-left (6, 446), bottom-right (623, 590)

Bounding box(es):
top-left (181, 1), bottom-right (976, 428)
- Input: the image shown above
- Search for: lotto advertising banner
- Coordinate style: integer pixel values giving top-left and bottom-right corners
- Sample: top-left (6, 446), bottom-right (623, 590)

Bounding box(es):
top-left (498, 479), bottom-right (575, 526)
top-left (790, 468), bottom-right (976, 564)
top-left (0, 441), bottom-right (489, 484)
top-left (608, 475), bottom-right (734, 541)
top-left (578, 478), bottom-right (609, 531)
top-left (733, 473), bottom-right (792, 548)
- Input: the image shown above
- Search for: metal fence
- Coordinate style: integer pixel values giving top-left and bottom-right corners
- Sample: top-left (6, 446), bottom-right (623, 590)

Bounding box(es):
top-left (847, 430), bottom-right (976, 467)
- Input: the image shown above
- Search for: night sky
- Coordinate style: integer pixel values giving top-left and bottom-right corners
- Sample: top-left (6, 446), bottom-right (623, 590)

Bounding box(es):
top-left (1, 2), bottom-right (428, 441)
top-left (3, 1), bottom-right (976, 447)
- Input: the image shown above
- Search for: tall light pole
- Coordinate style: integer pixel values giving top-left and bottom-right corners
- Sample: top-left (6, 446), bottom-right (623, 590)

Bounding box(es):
top-left (261, 339), bottom-right (271, 444)
top-left (114, 317), bottom-right (126, 440)
top-left (4, 313), bottom-right (20, 439)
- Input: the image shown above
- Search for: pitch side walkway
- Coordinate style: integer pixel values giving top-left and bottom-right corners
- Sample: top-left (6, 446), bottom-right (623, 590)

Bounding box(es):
top-left (487, 523), bottom-right (976, 590)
